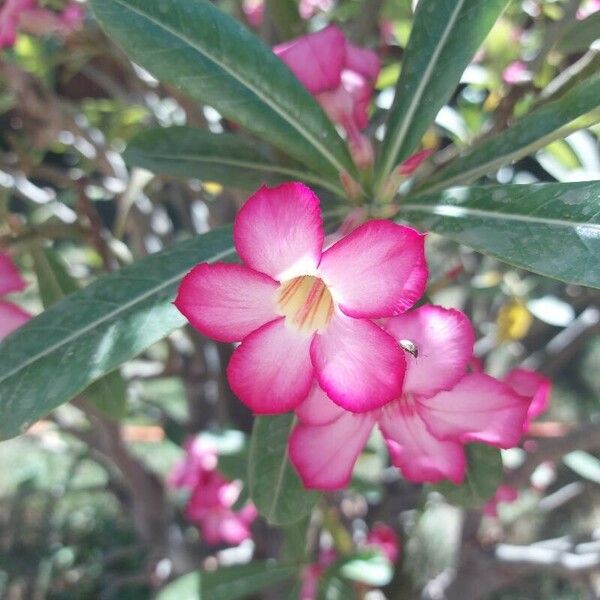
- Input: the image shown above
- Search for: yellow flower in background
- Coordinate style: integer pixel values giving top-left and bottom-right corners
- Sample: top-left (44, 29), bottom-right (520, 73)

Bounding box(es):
top-left (496, 297), bottom-right (533, 342)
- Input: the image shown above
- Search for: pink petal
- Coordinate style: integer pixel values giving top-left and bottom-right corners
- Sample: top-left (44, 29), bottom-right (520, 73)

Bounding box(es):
top-left (218, 511), bottom-right (254, 545)
top-left (419, 373), bottom-right (529, 448)
top-left (379, 402), bottom-right (466, 484)
top-left (319, 221), bottom-right (427, 318)
top-left (504, 368), bottom-right (551, 426)
top-left (242, 0), bottom-right (264, 27)
top-left (273, 26), bottom-right (345, 94)
top-left (234, 183), bottom-right (324, 281)
top-left (289, 411), bottom-right (376, 490)
top-left (227, 318), bottom-right (313, 413)
top-left (366, 525), bottom-right (400, 563)
top-left (175, 263), bottom-right (278, 343)
top-left (384, 305), bottom-right (474, 397)
top-left (0, 252), bottom-right (27, 296)
top-left (295, 382), bottom-right (346, 425)
top-left (398, 149), bottom-right (434, 176)
top-left (0, 300), bottom-right (31, 341)
top-left (345, 42), bottom-right (380, 82)
top-left (311, 313), bottom-right (405, 412)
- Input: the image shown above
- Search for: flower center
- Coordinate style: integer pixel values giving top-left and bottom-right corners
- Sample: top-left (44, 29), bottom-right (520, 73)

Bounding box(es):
top-left (276, 275), bottom-right (334, 334)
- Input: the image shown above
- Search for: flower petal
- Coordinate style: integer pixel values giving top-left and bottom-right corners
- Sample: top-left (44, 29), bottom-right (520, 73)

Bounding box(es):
top-left (273, 25), bottom-right (345, 94)
top-left (0, 300), bottom-right (30, 341)
top-left (318, 221), bottom-right (427, 318)
top-left (418, 373), bottom-right (529, 448)
top-left (379, 402), bottom-right (466, 484)
top-left (384, 305), bottom-right (474, 396)
top-left (234, 183), bottom-right (324, 280)
top-left (175, 263), bottom-right (278, 343)
top-left (296, 382), bottom-right (346, 425)
top-left (227, 318), bottom-right (313, 413)
top-left (311, 313), bottom-right (405, 412)
top-left (0, 252), bottom-right (27, 296)
top-left (504, 368), bottom-right (551, 426)
top-left (345, 42), bottom-right (380, 82)
top-left (289, 411), bottom-right (375, 490)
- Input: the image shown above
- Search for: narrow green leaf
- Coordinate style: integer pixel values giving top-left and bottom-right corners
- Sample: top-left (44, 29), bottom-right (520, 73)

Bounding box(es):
top-left (432, 445), bottom-right (503, 508)
top-left (0, 227), bottom-right (235, 440)
top-left (157, 562), bottom-right (299, 600)
top-left (400, 181), bottom-right (600, 288)
top-left (248, 414), bottom-right (320, 525)
top-left (31, 246), bottom-right (128, 419)
top-left (556, 13), bottom-right (600, 55)
top-left (375, 0), bottom-right (508, 191)
top-left (419, 74), bottom-right (600, 192)
top-left (90, 0), bottom-right (354, 179)
top-left (124, 127), bottom-right (344, 196)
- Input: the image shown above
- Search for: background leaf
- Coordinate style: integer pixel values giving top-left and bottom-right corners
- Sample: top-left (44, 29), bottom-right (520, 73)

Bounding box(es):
top-left (0, 227), bottom-right (235, 440)
top-left (375, 0), bottom-right (508, 191)
top-left (419, 74), bottom-right (600, 192)
top-left (432, 445), bottom-right (503, 508)
top-left (156, 562), bottom-right (299, 600)
top-left (124, 127), bottom-right (344, 196)
top-left (248, 414), bottom-right (320, 525)
top-left (90, 0), bottom-right (354, 180)
top-left (400, 181), bottom-right (600, 288)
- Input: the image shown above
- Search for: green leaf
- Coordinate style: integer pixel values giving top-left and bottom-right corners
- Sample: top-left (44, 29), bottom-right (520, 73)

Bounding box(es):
top-left (419, 74), bottom-right (600, 192)
top-left (375, 0), bottom-right (508, 191)
top-left (338, 550), bottom-right (394, 587)
top-left (432, 445), bottom-right (503, 508)
top-left (563, 451), bottom-right (600, 484)
top-left (30, 246), bottom-right (128, 419)
top-left (90, 0), bottom-right (354, 180)
top-left (400, 181), bottom-right (600, 288)
top-left (556, 12), bottom-right (600, 55)
top-left (157, 562), bottom-right (299, 600)
top-left (248, 414), bottom-right (320, 525)
top-left (0, 227), bottom-right (235, 440)
top-left (124, 127), bottom-right (344, 196)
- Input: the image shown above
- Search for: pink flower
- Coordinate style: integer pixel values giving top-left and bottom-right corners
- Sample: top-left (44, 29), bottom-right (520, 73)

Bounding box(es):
top-left (300, 548), bottom-right (337, 600)
top-left (168, 436), bottom-right (257, 546)
top-left (0, 253), bottom-right (30, 341)
top-left (289, 305), bottom-right (530, 489)
top-left (274, 26), bottom-right (380, 168)
top-left (482, 484), bottom-right (518, 517)
top-left (502, 61), bottom-right (531, 85)
top-left (0, 0), bottom-right (34, 48)
top-left (242, 0), bottom-right (264, 28)
top-left (175, 182), bottom-right (427, 414)
top-left (58, 2), bottom-right (85, 31)
top-left (504, 368), bottom-right (551, 430)
top-left (366, 524), bottom-right (400, 563)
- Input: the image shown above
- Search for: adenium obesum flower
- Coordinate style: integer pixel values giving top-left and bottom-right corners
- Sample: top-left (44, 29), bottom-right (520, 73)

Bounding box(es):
top-left (175, 182), bottom-right (427, 414)
top-left (0, 252), bottom-right (31, 341)
top-left (365, 524), bottom-right (400, 563)
top-left (274, 26), bottom-right (380, 168)
top-left (168, 437), bottom-right (257, 546)
top-left (0, 0), bottom-right (83, 48)
top-left (289, 305), bottom-right (531, 489)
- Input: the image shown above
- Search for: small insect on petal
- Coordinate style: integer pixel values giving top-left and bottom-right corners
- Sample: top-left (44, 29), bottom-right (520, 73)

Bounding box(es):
top-left (399, 339), bottom-right (418, 358)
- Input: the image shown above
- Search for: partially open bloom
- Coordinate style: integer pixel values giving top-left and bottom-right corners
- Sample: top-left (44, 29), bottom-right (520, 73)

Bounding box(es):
top-left (176, 182), bottom-right (427, 414)
top-left (168, 437), bottom-right (257, 546)
top-left (365, 524), bottom-right (400, 563)
top-left (274, 26), bottom-right (380, 167)
top-left (289, 305), bottom-right (531, 489)
top-left (0, 253), bottom-right (31, 341)
top-left (504, 368), bottom-right (551, 431)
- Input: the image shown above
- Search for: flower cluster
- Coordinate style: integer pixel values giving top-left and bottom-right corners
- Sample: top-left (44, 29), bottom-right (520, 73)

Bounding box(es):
top-left (0, 0), bottom-right (83, 49)
top-left (168, 437), bottom-right (257, 546)
top-left (0, 253), bottom-right (30, 341)
top-left (176, 182), bottom-right (544, 490)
